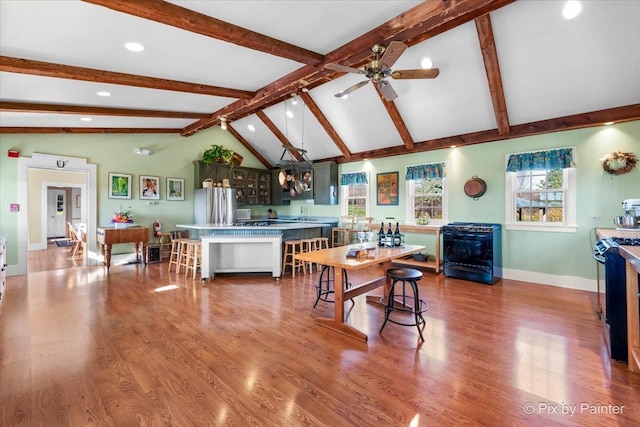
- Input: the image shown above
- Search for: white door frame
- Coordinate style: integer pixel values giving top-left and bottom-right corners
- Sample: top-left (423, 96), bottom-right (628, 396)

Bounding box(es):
top-left (17, 156), bottom-right (98, 275)
top-left (39, 184), bottom-right (86, 249)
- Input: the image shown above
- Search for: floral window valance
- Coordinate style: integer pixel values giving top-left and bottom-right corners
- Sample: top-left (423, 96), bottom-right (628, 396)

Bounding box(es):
top-left (340, 172), bottom-right (368, 186)
top-left (405, 163), bottom-right (445, 180)
top-left (506, 148), bottom-right (574, 172)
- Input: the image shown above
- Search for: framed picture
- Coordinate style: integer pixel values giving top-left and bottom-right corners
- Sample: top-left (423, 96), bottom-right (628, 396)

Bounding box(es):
top-left (140, 175), bottom-right (160, 200)
top-left (108, 172), bottom-right (132, 199)
top-left (376, 172), bottom-right (399, 205)
top-left (166, 177), bottom-right (185, 201)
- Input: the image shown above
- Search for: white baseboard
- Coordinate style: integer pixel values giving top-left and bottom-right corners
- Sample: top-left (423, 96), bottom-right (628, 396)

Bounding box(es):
top-left (503, 268), bottom-right (597, 293)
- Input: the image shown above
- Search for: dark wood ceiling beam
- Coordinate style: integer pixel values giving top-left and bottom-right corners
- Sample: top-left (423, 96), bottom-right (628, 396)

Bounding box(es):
top-left (226, 124), bottom-right (272, 169)
top-left (0, 101), bottom-right (209, 119)
top-left (0, 127), bottom-right (180, 134)
top-left (298, 92), bottom-right (352, 159)
top-left (0, 56), bottom-right (255, 99)
top-left (318, 104), bottom-right (640, 164)
top-left (475, 14), bottom-right (510, 135)
top-left (255, 110), bottom-right (303, 161)
top-left (182, 0), bottom-right (515, 136)
top-left (373, 85), bottom-right (414, 150)
top-left (82, 0), bottom-right (324, 66)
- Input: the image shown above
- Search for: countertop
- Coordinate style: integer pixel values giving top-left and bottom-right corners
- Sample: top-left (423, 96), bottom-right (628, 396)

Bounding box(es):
top-left (177, 222), bottom-right (330, 231)
top-left (596, 228), bottom-right (640, 267)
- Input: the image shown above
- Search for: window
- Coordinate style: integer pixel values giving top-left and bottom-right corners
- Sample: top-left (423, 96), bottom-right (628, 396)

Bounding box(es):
top-left (340, 172), bottom-right (369, 217)
top-left (505, 148), bottom-right (576, 232)
top-left (405, 163), bottom-right (448, 225)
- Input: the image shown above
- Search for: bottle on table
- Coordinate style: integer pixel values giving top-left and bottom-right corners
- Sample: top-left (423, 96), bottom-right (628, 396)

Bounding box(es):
top-left (378, 222), bottom-right (385, 246)
top-left (394, 222), bottom-right (402, 247)
top-left (386, 222), bottom-right (394, 247)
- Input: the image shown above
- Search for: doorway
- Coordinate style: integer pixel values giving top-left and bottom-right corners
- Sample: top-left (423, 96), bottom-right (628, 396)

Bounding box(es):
top-left (17, 155), bottom-right (98, 275)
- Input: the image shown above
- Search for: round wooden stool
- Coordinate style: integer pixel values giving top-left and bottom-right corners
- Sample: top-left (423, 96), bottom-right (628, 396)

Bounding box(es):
top-left (379, 267), bottom-right (429, 341)
top-left (282, 240), bottom-right (304, 277)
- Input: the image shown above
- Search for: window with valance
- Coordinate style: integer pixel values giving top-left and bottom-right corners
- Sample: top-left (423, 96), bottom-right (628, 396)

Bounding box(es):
top-left (340, 172), bottom-right (369, 217)
top-left (405, 163), bottom-right (448, 225)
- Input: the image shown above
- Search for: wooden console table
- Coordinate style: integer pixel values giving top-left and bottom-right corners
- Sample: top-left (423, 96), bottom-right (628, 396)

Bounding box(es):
top-left (97, 226), bottom-right (150, 269)
top-left (368, 224), bottom-right (442, 273)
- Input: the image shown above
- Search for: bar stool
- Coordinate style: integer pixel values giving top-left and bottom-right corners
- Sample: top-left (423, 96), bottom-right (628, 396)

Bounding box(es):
top-left (183, 240), bottom-right (202, 280)
top-left (313, 266), bottom-right (354, 308)
top-left (282, 240), bottom-right (304, 277)
top-left (156, 232), bottom-right (173, 260)
top-left (315, 237), bottom-right (329, 250)
top-left (300, 238), bottom-right (319, 273)
top-left (178, 239), bottom-right (197, 275)
top-left (379, 268), bottom-right (429, 341)
top-left (168, 237), bottom-right (189, 273)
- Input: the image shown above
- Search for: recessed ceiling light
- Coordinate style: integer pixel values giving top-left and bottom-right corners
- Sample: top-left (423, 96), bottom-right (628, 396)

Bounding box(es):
top-left (562, 1), bottom-right (582, 20)
top-left (96, 91), bottom-right (111, 97)
top-left (125, 42), bottom-right (145, 52)
top-left (340, 94), bottom-right (348, 100)
top-left (450, 145), bottom-right (457, 148)
top-left (80, 117), bottom-right (92, 122)
top-left (248, 124), bottom-right (255, 132)
top-left (604, 121), bottom-right (614, 126)
top-left (286, 110), bottom-right (294, 118)
top-left (421, 57), bottom-right (433, 69)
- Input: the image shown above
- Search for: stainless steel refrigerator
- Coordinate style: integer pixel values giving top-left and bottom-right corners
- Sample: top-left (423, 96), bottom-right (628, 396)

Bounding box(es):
top-left (194, 188), bottom-right (237, 225)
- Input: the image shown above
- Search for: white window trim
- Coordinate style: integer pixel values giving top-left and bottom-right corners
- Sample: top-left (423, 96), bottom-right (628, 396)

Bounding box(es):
top-left (504, 164), bottom-right (577, 233)
top-left (404, 177), bottom-right (449, 226)
top-left (340, 174), bottom-right (370, 217)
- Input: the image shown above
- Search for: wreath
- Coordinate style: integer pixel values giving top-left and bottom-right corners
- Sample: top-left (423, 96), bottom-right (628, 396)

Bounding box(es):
top-left (601, 151), bottom-right (637, 175)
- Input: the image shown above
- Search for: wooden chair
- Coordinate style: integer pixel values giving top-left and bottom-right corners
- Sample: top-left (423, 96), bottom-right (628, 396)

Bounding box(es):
top-left (67, 222), bottom-right (83, 259)
top-left (331, 215), bottom-right (355, 247)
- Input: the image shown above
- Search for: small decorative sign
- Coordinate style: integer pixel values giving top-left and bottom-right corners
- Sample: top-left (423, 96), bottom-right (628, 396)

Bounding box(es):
top-left (9, 203), bottom-right (20, 212)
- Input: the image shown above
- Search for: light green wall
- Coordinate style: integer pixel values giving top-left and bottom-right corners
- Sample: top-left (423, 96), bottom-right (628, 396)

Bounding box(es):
top-left (1, 121), bottom-right (638, 281)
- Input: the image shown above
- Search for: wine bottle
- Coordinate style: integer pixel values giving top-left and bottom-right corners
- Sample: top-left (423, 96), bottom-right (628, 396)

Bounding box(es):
top-left (378, 222), bottom-right (385, 246)
top-left (386, 222), bottom-right (394, 247)
top-left (394, 222), bottom-right (402, 247)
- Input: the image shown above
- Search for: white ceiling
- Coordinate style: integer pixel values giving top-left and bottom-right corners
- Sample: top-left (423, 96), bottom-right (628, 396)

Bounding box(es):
top-left (1, 0), bottom-right (639, 165)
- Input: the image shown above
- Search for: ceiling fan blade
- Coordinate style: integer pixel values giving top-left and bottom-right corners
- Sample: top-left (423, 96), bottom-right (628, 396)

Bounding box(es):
top-left (379, 41), bottom-right (407, 69)
top-left (378, 80), bottom-right (398, 101)
top-left (325, 63), bottom-right (366, 74)
top-left (390, 68), bottom-right (440, 79)
top-left (334, 80), bottom-right (369, 98)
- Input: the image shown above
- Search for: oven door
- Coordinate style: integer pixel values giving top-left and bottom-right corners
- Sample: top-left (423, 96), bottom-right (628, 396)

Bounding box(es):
top-left (443, 230), bottom-right (495, 284)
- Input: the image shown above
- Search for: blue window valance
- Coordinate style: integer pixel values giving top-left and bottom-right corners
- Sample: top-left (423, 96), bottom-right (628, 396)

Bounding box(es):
top-left (340, 172), bottom-right (368, 186)
top-left (405, 163), bottom-right (445, 180)
top-left (506, 148), bottom-right (574, 172)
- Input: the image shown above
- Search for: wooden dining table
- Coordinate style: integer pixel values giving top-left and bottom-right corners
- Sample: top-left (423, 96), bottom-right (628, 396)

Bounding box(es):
top-left (295, 243), bottom-right (426, 343)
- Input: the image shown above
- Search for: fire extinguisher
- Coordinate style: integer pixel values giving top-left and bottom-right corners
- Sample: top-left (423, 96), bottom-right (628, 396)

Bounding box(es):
top-left (153, 220), bottom-right (162, 237)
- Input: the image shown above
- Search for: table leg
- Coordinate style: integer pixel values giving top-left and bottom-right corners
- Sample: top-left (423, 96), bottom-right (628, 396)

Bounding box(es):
top-left (315, 265), bottom-right (368, 343)
top-left (141, 241), bottom-right (147, 264)
top-left (104, 244), bottom-right (112, 269)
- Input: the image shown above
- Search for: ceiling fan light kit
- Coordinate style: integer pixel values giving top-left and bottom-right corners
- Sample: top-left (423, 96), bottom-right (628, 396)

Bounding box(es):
top-left (325, 41), bottom-right (440, 101)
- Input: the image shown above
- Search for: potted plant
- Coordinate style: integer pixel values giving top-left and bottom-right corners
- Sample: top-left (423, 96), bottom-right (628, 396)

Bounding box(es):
top-left (202, 144), bottom-right (235, 167)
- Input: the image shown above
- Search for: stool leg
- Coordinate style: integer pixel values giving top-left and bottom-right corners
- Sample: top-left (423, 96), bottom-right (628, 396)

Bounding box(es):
top-left (379, 279), bottom-right (398, 334)
top-left (411, 280), bottom-right (425, 341)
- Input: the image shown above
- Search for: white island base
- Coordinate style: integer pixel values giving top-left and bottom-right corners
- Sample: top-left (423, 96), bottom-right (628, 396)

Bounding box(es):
top-left (201, 235), bottom-right (282, 280)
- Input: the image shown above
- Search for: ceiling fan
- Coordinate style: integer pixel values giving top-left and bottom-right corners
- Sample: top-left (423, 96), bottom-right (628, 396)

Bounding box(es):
top-left (325, 41), bottom-right (439, 101)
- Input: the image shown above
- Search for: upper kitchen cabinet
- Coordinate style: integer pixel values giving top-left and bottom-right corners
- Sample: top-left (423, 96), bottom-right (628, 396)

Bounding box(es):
top-left (313, 162), bottom-right (338, 205)
top-left (193, 161), bottom-right (232, 188)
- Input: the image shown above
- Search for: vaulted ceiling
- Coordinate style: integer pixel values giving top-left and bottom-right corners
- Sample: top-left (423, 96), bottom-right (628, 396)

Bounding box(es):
top-left (1, 0), bottom-right (639, 168)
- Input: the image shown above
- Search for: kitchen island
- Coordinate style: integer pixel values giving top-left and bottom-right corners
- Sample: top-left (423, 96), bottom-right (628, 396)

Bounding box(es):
top-left (178, 219), bottom-right (334, 280)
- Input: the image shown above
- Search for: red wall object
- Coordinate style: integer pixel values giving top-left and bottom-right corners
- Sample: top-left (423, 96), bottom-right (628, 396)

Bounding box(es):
top-left (8, 149), bottom-right (19, 158)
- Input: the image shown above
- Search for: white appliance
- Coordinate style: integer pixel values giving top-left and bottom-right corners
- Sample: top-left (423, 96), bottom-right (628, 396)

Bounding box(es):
top-left (622, 199), bottom-right (640, 216)
top-left (194, 188), bottom-right (237, 225)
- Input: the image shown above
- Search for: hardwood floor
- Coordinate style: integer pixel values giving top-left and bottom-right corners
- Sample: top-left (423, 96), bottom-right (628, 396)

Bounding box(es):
top-left (2, 252), bottom-right (640, 426)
